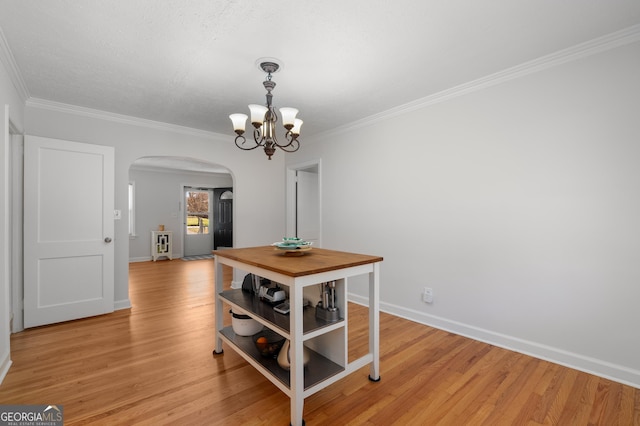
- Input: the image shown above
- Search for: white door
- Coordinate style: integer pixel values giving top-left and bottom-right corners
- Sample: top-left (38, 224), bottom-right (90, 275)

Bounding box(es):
top-left (297, 170), bottom-right (319, 244)
top-left (24, 135), bottom-right (114, 328)
top-left (184, 187), bottom-right (213, 256)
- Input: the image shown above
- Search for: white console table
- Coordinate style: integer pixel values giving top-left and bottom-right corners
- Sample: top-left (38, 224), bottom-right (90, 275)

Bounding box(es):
top-left (213, 246), bottom-right (382, 426)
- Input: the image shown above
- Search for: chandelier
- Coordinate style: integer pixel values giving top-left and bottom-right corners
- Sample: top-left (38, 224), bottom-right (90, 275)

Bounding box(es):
top-left (229, 60), bottom-right (303, 160)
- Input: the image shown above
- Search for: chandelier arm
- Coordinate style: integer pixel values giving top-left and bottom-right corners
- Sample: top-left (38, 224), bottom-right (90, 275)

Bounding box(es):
top-left (269, 129), bottom-right (294, 149)
top-left (278, 142), bottom-right (300, 153)
top-left (278, 133), bottom-right (300, 152)
top-left (234, 135), bottom-right (261, 151)
top-left (253, 128), bottom-right (266, 146)
top-left (276, 131), bottom-right (298, 149)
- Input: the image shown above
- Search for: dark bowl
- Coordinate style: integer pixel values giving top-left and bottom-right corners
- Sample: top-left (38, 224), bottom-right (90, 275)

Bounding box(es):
top-left (253, 329), bottom-right (285, 358)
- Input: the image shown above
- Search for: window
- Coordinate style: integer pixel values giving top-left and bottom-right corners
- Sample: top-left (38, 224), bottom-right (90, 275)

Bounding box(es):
top-left (128, 182), bottom-right (136, 237)
top-left (186, 190), bottom-right (210, 234)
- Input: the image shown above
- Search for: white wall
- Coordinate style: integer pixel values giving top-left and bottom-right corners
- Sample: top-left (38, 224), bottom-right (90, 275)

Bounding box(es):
top-left (288, 41), bottom-right (640, 387)
top-left (25, 104), bottom-right (286, 310)
top-left (128, 167), bottom-right (232, 261)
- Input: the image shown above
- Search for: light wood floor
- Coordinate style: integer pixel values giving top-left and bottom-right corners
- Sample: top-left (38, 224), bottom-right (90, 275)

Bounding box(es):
top-left (1, 259), bottom-right (638, 425)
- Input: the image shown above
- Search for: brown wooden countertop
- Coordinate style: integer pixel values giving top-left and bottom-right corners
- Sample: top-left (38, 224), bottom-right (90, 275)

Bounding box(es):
top-left (213, 246), bottom-right (383, 277)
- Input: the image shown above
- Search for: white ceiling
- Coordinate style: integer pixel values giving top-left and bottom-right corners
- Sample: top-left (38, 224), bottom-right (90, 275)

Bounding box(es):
top-left (1, 0), bottom-right (640, 140)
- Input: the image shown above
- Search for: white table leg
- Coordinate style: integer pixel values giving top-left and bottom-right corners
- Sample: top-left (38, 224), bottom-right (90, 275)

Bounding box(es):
top-left (369, 263), bottom-right (380, 381)
top-left (213, 256), bottom-right (224, 354)
top-left (289, 281), bottom-right (305, 425)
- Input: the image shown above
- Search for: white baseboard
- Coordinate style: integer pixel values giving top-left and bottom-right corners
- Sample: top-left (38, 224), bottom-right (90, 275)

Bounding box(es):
top-left (129, 256), bottom-right (181, 263)
top-left (0, 351), bottom-right (12, 385)
top-left (348, 292), bottom-right (640, 389)
top-left (114, 299), bottom-right (132, 310)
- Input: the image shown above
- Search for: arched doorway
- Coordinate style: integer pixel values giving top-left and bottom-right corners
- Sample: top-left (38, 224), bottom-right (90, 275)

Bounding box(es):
top-left (128, 156), bottom-right (233, 261)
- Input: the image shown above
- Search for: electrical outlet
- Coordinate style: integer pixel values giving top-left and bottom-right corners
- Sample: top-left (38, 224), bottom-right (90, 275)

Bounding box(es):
top-left (422, 287), bottom-right (433, 304)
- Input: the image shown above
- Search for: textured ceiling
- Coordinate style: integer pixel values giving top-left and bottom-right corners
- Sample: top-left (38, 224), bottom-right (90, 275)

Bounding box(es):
top-left (1, 0), bottom-right (640, 140)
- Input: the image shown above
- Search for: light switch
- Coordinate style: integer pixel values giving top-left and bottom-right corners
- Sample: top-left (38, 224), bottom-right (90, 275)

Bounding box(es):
top-left (114, 209), bottom-right (122, 220)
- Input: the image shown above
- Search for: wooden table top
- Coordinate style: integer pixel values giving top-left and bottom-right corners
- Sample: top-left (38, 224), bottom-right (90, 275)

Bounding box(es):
top-left (213, 246), bottom-right (383, 277)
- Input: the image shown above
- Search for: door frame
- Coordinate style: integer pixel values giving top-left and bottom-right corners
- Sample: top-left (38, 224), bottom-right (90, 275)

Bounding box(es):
top-left (286, 159), bottom-right (322, 247)
top-left (8, 120), bottom-right (23, 332)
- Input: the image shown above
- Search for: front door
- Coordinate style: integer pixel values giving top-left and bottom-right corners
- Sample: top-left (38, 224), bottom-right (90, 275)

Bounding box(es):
top-left (213, 188), bottom-right (232, 249)
top-left (23, 135), bottom-right (114, 328)
top-left (184, 187), bottom-right (213, 256)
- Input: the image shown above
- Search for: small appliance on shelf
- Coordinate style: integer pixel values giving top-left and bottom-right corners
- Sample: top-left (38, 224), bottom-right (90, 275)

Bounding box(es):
top-left (316, 281), bottom-right (340, 322)
top-left (259, 285), bottom-right (286, 304)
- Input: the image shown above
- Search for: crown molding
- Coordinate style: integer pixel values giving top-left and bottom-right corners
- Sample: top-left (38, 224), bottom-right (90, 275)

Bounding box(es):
top-left (0, 25), bottom-right (29, 102)
top-left (310, 24), bottom-right (640, 143)
top-left (25, 97), bottom-right (230, 141)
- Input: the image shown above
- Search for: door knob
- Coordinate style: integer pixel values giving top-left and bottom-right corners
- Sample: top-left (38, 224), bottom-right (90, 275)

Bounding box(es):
top-left (104, 237), bottom-right (112, 243)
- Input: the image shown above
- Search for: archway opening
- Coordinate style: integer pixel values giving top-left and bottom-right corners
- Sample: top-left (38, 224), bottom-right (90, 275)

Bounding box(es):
top-left (128, 156), bottom-right (234, 262)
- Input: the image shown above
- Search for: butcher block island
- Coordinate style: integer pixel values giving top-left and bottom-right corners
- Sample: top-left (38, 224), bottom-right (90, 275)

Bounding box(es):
top-left (213, 246), bottom-right (383, 426)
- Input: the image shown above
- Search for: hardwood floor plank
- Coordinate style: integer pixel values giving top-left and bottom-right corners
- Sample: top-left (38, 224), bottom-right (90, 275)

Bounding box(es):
top-left (618, 384), bottom-right (639, 426)
top-left (634, 387), bottom-right (640, 426)
top-left (414, 345), bottom-right (504, 424)
top-left (545, 368), bottom-right (582, 425)
top-left (530, 363), bottom-right (568, 424)
top-left (1, 259), bottom-right (638, 425)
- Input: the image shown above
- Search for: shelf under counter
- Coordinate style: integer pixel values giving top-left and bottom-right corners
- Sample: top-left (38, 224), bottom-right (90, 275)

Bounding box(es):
top-left (219, 289), bottom-right (344, 338)
top-left (219, 326), bottom-right (344, 391)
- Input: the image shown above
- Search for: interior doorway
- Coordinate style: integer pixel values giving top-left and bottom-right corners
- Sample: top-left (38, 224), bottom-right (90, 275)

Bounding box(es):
top-left (286, 160), bottom-right (321, 246)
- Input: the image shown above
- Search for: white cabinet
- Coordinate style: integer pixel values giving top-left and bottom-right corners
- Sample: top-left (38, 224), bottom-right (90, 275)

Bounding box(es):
top-left (213, 246), bottom-right (382, 426)
top-left (151, 231), bottom-right (172, 261)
